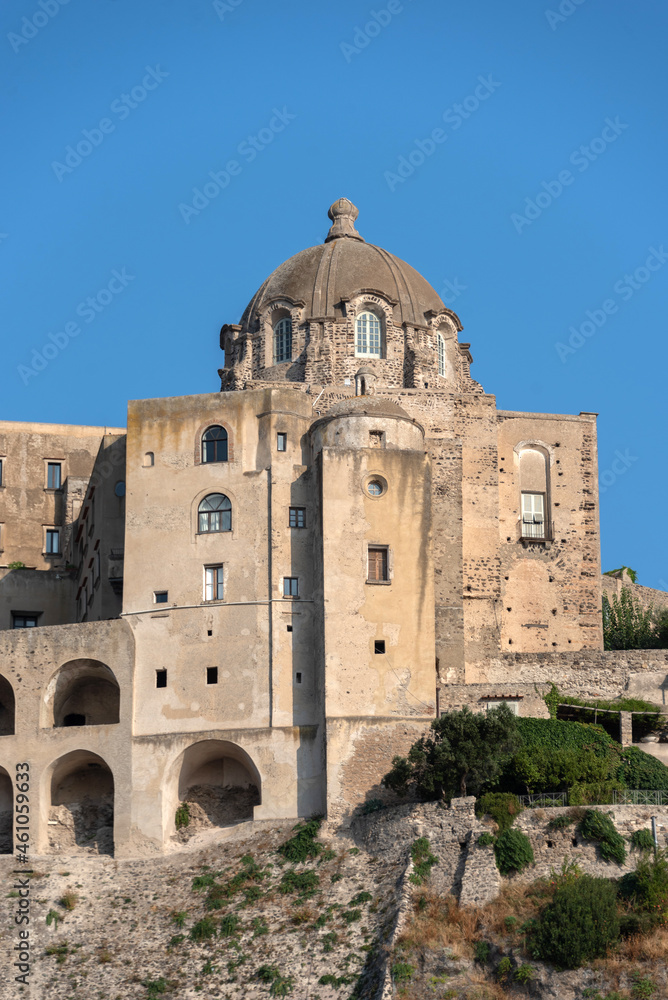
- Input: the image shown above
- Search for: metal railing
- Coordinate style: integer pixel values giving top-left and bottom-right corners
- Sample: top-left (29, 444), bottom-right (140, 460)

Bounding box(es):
top-left (613, 789), bottom-right (668, 806)
top-left (520, 520), bottom-right (547, 540)
top-left (518, 792), bottom-right (568, 808)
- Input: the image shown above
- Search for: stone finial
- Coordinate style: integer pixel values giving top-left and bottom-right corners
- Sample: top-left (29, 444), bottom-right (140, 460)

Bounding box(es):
top-left (325, 197), bottom-right (364, 243)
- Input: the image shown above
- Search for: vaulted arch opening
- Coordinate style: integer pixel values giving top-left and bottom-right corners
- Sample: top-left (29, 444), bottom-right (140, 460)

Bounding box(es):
top-left (0, 675), bottom-right (15, 736)
top-left (169, 740), bottom-right (261, 838)
top-left (0, 767), bottom-right (12, 853)
top-left (47, 750), bottom-right (114, 855)
top-left (43, 659), bottom-right (120, 728)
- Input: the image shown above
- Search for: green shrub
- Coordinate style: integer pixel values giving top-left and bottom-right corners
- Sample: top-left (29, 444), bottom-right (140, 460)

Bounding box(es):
top-left (494, 828), bottom-right (534, 875)
top-left (278, 869), bottom-right (319, 897)
top-left (477, 792), bottom-right (523, 832)
top-left (391, 962), bottom-right (414, 983)
top-left (342, 908), bottom-right (362, 924)
top-left (170, 910), bottom-right (187, 927)
top-left (617, 746), bottom-right (668, 791)
top-left (143, 979), bottom-right (169, 999)
top-left (349, 891), bottom-right (372, 905)
top-left (270, 975), bottom-right (293, 996)
top-left (189, 916), bottom-right (217, 941)
top-left (630, 828), bottom-right (655, 851)
top-left (409, 837), bottom-right (438, 884)
top-left (277, 818), bottom-right (323, 863)
top-left (548, 814), bottom-right (574, 829)
top-left (514, 964), bottom-right (535, 983)
top-left (580, 810), bottom-right (626, 865)
top-left (474, 940), bottom-right (490, 964)
top-left (477, 832), bottom-right (495, 846)
top-left (360, 798), bottom-right (384, 815)
top-left (175, 803), bottom-right (190, 829)
top-left (219, 914), bottom-right (240, 937)
top-left (569, 780), bottom-right (624, 806)
top-left (618, 849), bottom-right (668, 927)
top-left (632, 975), bottom-right (657, 998)
top-left (257, 964), bottom-right (280, 983)
top-left (496, 956), bottom-right (512, 981)
top-left (533, 875), bottom-right (619, 968)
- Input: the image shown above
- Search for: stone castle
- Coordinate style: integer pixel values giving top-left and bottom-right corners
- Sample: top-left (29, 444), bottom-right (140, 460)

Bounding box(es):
top-left (1, 198), bottom-right (666, 857)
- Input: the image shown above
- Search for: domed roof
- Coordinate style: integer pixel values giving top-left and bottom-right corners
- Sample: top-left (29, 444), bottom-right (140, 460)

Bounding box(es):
top-left (240, 199), bottom-right (446, 329)
top-left (323, 395), bottom-right (414, 422)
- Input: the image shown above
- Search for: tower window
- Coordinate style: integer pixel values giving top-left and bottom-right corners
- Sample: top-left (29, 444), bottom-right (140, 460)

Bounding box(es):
top-left (277, 433), bottom-right (287, 452)
top-left (154, 591), bottom-right (168, 603)
top-left (367, 546), bottom-right (389, 583)
top-left (143, 452), bottom-right (154, 467)
top-left (295, 672), bottom-right (302, 684)
top-left (204, 565), bottom-right (224, 601)
top-left (206, 667), bottom-right (218, 685)
top-left (45, 528), bottom-right (61, 554)
top-left (283, 577), bottom-right (299, 597)
top-left (374, 640), bottom-right (386, 654)
top-left (202, 425), bottom-right (228, 463)
top-left (156, 669), bottom-right (167, 688)
top-left (198, 494), bottom-right (232, 533)
top-left (273, 317), bottom-right (293, 363)
top-left (521, 492), bottom-right (546, 539)
top-left (355, 311), bottom-right (382, 358)
top-left (437, 333), bottom-right (446, 377)
top-left (47, 462), bottom-right (62, 489)
top-left (289, 507), bottom-right (306, 528)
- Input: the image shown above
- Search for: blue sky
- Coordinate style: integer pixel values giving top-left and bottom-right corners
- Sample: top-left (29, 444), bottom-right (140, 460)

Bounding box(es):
top-left (2, 0), bottom-right (666, 587)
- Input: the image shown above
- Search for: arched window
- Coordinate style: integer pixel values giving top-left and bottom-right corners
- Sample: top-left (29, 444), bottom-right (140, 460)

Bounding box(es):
top-left (355, 311), bottom-right (382, 358)
top-left (437, 333), bottom-right (446, 377)
top-left (198, 494), bottom-right (232, 533)
top-left (202, 426), bottom-right (228, 464)
top-left (273, 318), bottom-right (293, 364)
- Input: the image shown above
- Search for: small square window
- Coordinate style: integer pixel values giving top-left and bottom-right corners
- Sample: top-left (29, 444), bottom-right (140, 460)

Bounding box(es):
top-left (206, 667), bottom-right (218, 685)
top-left (369, 431), bottom-right (385, 448)
top-left (156, 669), bottom-right (167, 688)
top-left (207, 629), bottom-right (213, 637)
top-left (374, 640), bottom-right (386, 654)
top-left (277, 432), bottom-right (287, 452)
top-left (286, 624), bottom-right (293, 632)
top-left (45, 528), bottom-right (61, 555)
top-left (289, 507), bottom-right (306, 528)
top-left (283, 577), bottom-right (299, 597)
top-left (47, 462), bottom-right (62, 489)
top-left (154, 591), bottom-right (168, 604)
top-left (295, 672), bottom-right (302, 684)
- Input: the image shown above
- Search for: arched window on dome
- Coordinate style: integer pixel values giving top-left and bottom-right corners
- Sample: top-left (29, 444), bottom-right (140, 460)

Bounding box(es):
top-left (198, 494), bottom-right (232, 533)
top-left (202, 425), bottom-right (228, 464)
top-left (273, 318), bottom-right (293, 364)
top-left (437, 333), bottom-right (446, 378)
top-left (355, 311), bottom-right (382, 358)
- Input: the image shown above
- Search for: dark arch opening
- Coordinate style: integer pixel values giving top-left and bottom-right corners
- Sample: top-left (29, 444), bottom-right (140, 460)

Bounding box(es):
top-left (0, 767), bottom-right (12, 853)
top-left (173, 740), bottom-right (260, 838)
top-left (46, 659), bottom-right (120, 728)
top-left (0, 676), bottom-right (16, 736)
top-left (48, 750), bottom-right (114, 855)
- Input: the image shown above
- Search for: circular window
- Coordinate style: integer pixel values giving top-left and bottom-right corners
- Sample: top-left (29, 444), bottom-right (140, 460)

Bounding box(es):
top-left (364, 475), bottom-right (388, 498)
top-left (114, 481), bottom-right (126, 497)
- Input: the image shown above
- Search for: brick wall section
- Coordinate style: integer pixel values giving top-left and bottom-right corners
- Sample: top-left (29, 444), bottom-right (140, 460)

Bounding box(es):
top-left (602, 571), bottom-right (668, 614)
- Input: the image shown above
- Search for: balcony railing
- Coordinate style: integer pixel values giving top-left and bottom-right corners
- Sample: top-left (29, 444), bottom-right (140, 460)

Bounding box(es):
top-left (521, 518), bottom-right (548, 540)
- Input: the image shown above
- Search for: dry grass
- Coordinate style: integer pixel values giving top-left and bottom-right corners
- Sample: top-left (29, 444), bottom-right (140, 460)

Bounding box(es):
top-left (477, 880), bottom-right (550, 939)
top-left (397, 892), bottom-right (482, 959)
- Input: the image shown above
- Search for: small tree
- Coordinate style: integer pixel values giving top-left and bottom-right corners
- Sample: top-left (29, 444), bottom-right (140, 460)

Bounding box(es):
top-left (533, 875), bottom-right (620, 968)
top-left (603, 588), bottom-right (655, 650)
top-left (383, 704), bottom-right (520, 800)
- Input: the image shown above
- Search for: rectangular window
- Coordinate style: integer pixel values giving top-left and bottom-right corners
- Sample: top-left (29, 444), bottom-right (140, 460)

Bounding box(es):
top-left (45, 528), bottom-right (60, 554)
top-left (367, 546), bottom-right (389, 583)
top-left (47, 462), bottom-right (62, 489)
top-left (0, 459), bottom-right (3, 487)
top-left (204, 565), bottom-right (224, 601)
top-left (374, 640), bottom-right (386, 654)
top-left (154, 590), bottom-right (168, 604)
top-left (206, 666), bottom-right (218, 685)
top-left (156, 669), bottom-right (167, 688)
top-left (12, 613), bottom-right (39, 628)
top-left (295, 672), bottom-right (302, 684)
top-left (369, 430), bottom-right (385, 448)
top-left (521, 493), bottom-right (546, 539)
top-left (485, 699), bottom-right (520, 715)
top-left (283, 576), bottom-right (299, 597)
top-left (289, 507), bottom-right (306, 528)
top-left (277, 432), bottom-right (287, 452)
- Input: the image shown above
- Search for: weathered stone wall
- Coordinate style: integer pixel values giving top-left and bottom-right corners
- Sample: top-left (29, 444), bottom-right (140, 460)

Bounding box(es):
top-left (602, 570), bottom-right (668, 614)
